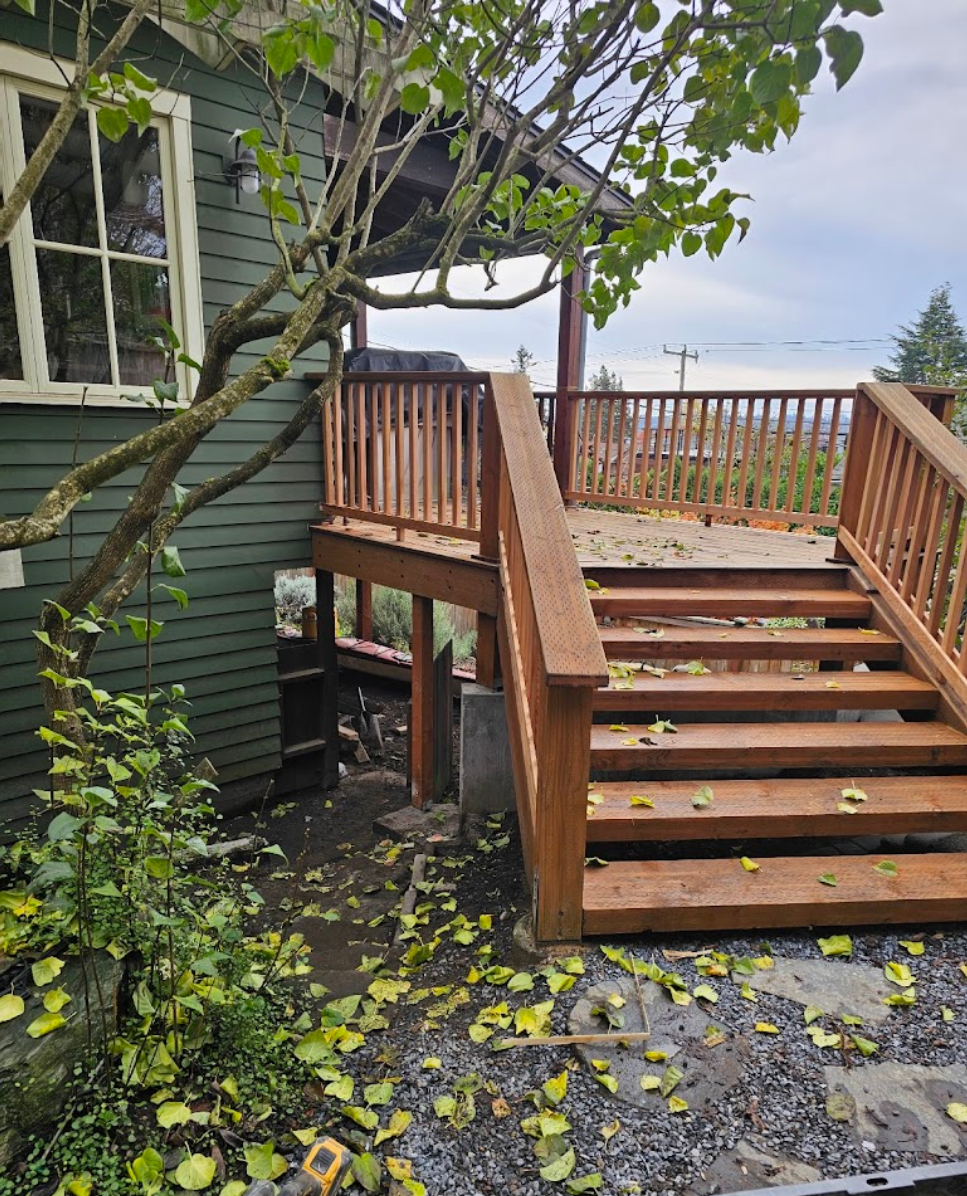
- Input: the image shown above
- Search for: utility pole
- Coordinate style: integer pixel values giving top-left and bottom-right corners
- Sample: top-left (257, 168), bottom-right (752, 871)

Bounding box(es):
top-left (663, 343), bottom-right (699, 390)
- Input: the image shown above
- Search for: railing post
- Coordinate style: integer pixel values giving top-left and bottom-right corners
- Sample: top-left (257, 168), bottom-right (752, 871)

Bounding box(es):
top-left (833, 387), bottom-right (877, 562)
top-left (551, 389), bottom-right (574, 499)
top-left (476, 381), bottom-right (501, 688)
top-left (410, 594), bottom-right (435, 808)
top-left (534, 685), bottom-right (594, 942)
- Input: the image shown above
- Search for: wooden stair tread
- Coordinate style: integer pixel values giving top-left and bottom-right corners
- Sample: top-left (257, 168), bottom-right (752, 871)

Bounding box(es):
top-left (594, 669), bottom-right (937, 712)
top-left (589, 720), bottom-right (967, 770)
top-left (583, 565), bottom-right (851, 591)
top-left (586, 776), bottom-right (967, 842)
top-left (598, 625), bottom-right (902, 662)
top-left (590, 587), bottom-right (870, 619)
top-left (583, 853), bottom-right (967, 934)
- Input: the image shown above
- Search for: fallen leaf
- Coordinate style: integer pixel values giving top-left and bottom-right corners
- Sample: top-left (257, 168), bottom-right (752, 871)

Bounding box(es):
top-left (31, 957), bottom-right (65, 987)
top-left (640, 1075), bottom-right (661, 1092)
top-left (565, 1175), bottom-right (603, 1195)
top-left (874, 860), bottom-right (899, 878)
top-left (836, 802), bottom-right (859, 815)
top-left (754, 1022), bottom-right (780, 1035)
top-left (807, 1027), bottom-right (843, 1048)
top-left (884, 961), bottom-right (916, 988)
top-left (539, 1148), bottom-right (576, 1183)
top-left (818, 873), bottom-right (838, 887)
top-left (947, 1103), bottom-right (967, 1124)
top-left (595, 1073), bottom-right (619, 1094)
top-left (943, 1006), bottom-right (955, 1023)
top-left (0, 994), bottom-right (25, 1023)
top-left (739, 857), bottom-right (760, 873)
top-left (26, 1012), bottom-right (66, 1038)
top-left (826, 1092), bottom-right (856, 1122)
top-left (600, 1119), bottom-right (621, 1142)
top-left (899, 940), bottom-right (925, 956)
top-left (841, 786), bottom-right (868, 803)
top-left (691, 785), bottom-right (714, 809)
top-left (818, 935), bottom-right (852, 958)
top-left (630, 795), bottom-right (655, 808)
top-left (693, 984), bottom-right (718, 1004)
top-left (375, 1109), bottom-right (412, 1146)
top-left (492, 1097), bottom-right (512, 1119)
top-left (804, 1005), bottom-right (824, 1025)
top-left (740, 983), bottom-right (758, 1002)
top-left (850, 1035), bottom-right (878, 1057)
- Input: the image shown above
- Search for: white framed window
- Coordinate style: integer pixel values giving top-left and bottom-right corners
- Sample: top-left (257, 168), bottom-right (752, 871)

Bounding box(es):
top-left (0, 46), bottom-right (204, 406)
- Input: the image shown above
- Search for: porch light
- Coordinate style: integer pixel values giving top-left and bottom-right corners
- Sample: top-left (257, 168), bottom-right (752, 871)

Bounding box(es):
top-left (224, 140), bottom-right (260, 200)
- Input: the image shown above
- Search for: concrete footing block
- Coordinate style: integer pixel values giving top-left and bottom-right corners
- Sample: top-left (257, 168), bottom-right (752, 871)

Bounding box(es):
top-left (459, 683), bottom-right (516, 815)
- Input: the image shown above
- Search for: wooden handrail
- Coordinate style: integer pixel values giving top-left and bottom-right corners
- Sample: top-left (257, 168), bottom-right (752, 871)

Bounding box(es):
top-left (836, 381), bottom-right (967, 730)
top-left (489, 374), bottom-right (607, 687)
top-left (485, 373), bottom-right (606, 941)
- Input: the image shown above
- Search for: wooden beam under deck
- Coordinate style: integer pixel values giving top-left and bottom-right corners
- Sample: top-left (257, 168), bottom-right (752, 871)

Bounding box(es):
top-left (311, 523), bottom-right (498, 615)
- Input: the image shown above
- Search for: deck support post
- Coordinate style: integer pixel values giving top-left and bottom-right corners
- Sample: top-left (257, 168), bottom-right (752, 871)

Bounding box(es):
top-left (553, 248), bottom-right (586, 500)
top-left (410, 594), bottom-right (435, 809)
top-left (534, 685), bottom-right (594, 942)
top-left (315, 568), bottom-right (340, 786)
top-left (476, 381), bottom-right (501, 689)
top-left (355, 579), bottom-right (373, 641)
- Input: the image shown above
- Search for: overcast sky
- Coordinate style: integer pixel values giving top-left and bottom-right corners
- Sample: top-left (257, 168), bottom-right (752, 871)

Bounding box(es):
top-left (367, 1), bottom-right (967, 390)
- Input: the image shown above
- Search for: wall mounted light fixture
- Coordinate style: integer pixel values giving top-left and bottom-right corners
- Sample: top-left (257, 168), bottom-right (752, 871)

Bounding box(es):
top-left (224, 139), bottom-right (260, 201)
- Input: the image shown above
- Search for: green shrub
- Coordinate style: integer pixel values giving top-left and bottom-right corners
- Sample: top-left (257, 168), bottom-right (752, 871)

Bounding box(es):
top-left (334, 579), bottom-right (477, 662)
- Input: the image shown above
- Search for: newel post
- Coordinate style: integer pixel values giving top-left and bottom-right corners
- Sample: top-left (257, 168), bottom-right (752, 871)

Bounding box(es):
top-left (552, 250), bottom-right (586, 499)
top-left (476, 380), bottom-right (501, 688)
top-left (833, 386), bottom-right (877, 563)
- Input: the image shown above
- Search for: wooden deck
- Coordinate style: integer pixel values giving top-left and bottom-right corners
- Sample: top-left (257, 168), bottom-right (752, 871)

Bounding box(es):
top-left (317, 504), bottom-right (832, 580)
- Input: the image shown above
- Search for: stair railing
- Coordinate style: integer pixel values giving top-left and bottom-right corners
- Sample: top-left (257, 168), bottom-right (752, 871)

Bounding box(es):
top-left (481, 374), bottom-right (608, 941)
top-left (836, 381), bottom-right (967, 726)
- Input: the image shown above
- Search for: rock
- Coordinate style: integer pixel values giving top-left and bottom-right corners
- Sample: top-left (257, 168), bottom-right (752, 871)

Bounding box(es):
top-left (824, 1062), bottom-right (967, 1157)
top-left (373, 803), bottom-right (462, 846)
top-left (567, 977), bottom-right (750, 1113)
top-left (0, 951), bottom-right (124, 1170)
top-left (749, 956), bottom-right (895, 1025)
top-left (692, 1140), bottom-right (822, 1193)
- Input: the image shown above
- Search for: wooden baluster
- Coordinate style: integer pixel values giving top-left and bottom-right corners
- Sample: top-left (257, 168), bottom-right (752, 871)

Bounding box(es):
top-left (736, 397), bottom-right (754, 514)
top-left (903, 461), bottom-right (937, 602)
top-left (819, 396), bottom-right (843, 523)
top-left (693, 397), bottom-right (710, 507)
top-left (680, 396), bottom-right (696, 504)
top-left (853, 410), bottom-right (889, 548)
top-left (705, 399), bottom-right (724, 514)
top-left (666, 396), bottom-right (682, 504)
top-left (767, 398), bottom-right (789, 515)
top-left (591, 399), bottom-right (605, 496)
top-left (334, 383), bottom-right (345, 508)
top-left (913, 481), bottom-right (949, 621)
top-left (615, 397), bottom-right (628, 501)
top-left (422, 382), bottom-right (432, 522)
top-left (927, 492), bottom-right (964, 638)
top-left (888, 446), bottom-right (921, 583)
top-left (602, 398), bottom-right (617, 497)
top-left (784, 398), bottom-right (806, 516)
top-left (942, 513), bottom-right (967, 654)
top-left (381, 380), bottom-right (391, 516)
top-left (751, 397), bottom-right (771, 514)
top-left (322, 394), bottom-right (335, 505)
top-left (408, 383), bottom-right (418, 520)
top-left (452, 379), bottom-right (463, 527)
top-left (799, 396), bottom-right (824, 522)
top-left (721, 397), bottom-right (739, 511)
top-left (476, 382), bottom-right (500, 688)
top-left (394, 381), bottom-right (404, 522)
top-left (467, 382), bottom-right (479, 530)
top-left (651, 398), bottom-right (667, 501)
top-left (357, 382), bottom-right (368, 511)
top-left (626, 397), bottom-right (641, 500)
top-left (641, 398), bottom-right (654, 500)
top-left (369, 381), bottom-right (379, 512)
top-left (865, 424), bottom-right (903, 559)
top-left (437, 383), bottom-right (447, 523)
top-left (579, 396), bottom-right (592, 497)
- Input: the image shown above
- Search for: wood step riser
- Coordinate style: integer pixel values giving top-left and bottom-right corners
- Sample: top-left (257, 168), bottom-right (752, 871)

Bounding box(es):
top-left (599, 629), bottom-right (902, 663)
top-left (583, 854), bottom-right (967, 935)
top-left (594, 671), bottom-right (937, 713)
top-left (591, 591), bottom-right (871, 619)
top-left (582, 566), bottom-right (851, 591)
top-left (591, 742), bottom-right (967, 770)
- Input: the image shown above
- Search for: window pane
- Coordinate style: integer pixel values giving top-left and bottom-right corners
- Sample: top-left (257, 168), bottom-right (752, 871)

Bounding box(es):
top-left (112, 260), bottom-right (171, 386)
top-left (0, 242), bottom-right (23, 380)
top-left (101, 127), bottom-right (167, 259)
top-left (38, 249), bottom-right (111, 384)
top-left (21, 97), bottom-right (99, 248)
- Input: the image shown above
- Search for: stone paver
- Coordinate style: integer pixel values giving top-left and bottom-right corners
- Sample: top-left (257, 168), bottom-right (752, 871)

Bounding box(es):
top-left (749, 957), bottom-right (895, 1025)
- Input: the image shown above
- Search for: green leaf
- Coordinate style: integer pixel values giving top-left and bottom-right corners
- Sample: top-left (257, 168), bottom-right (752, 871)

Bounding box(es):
top-left (899, 940), bottom-right (925, 957)
top-left (342, 1106), bottom-right (379, 1131)
top-left (947, 1102), bottom-right (967, 1124)
top-left (243, 1141), bottom-right (287, 1181)
top-left (126, 96), bottom-right (153, 136)
top-left (13, 0), bottom-right (36, 14)
top-left (840, 0), bottom-right (882, 15)
top-left (693, 984), bottom-right (718, 1004)
top-left (32, 957), bottom-right (65, 987)
top-left (540, 1148), bottom-right (575, 1183)
top-left (263, 26), bottom-right (299, 78)
top-left (884, 961), bottom-right (915, 988)
top-left (144, 856), bottom-right (173, 880)
top-left (850, 1035), bottom-right (879, 1057)
top-left (824, 26), bottom-right (865, 90)
top-left (0, 994), bottom-right (25, 1022)
top-left (43, 987), bottom-right (72, 1013)
top-left (818, 873), bottom-right (838, 887)
top-left (157, 1101), bottom-right (192, 1128)
top-left (508, 972), bottom-right (534, 992)
top-left (566, 1176), bottom-right (603, 1195)
top-left (659, 1064), bottom-right (683, 1097)
top-left (795, 46), bottom-right (822, 85)
top-left (817, 935), bottom-right (852, 958)
top-left (374, 1108), bottom-right (412, 1146)
top-left (691, 785), bottom-right (713, 809)
top-left (123, 61), bottom-right (157, 92)
top-left (633, 2), bottom-right (660, 33)
top-left (352, 1154), bottom-right (382, 1193)
top-left (749, 59), bottom-right (792, 106)
top-left (364, 1082), bottom-right (394, 1107)
top-left (595, 1072), bottom-right (618, 1093)
top-left (873, 860), bottom-right (898, 878)
top-left (667, 1095), bottom-right (689, 1114)
top-left (157, 584), bottom-right (189, 610)
top-left (26, 1011), bottom-right (67, 1038)
top-left (96, 106), bottom-right (129, 143)
top-left (126, 615), bottom-right (163, 642)
top-left (173, 1154), bottom-right (217, 1191)
top-left (400, 83), bottom-right (430, 114)
top-left (161, 546), bottom-right (186, 577)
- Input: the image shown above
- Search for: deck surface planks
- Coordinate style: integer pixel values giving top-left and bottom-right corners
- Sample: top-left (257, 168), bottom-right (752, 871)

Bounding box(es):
top-left (598, 624), bottom-right (903, 662)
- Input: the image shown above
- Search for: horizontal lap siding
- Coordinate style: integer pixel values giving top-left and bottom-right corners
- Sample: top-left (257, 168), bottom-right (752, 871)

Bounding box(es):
top-left (0, 9), bottom-right (329, 833)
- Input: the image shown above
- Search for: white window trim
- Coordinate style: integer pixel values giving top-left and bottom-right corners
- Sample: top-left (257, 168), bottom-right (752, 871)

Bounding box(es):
top-left (0, 44), bottom-right (204, 408)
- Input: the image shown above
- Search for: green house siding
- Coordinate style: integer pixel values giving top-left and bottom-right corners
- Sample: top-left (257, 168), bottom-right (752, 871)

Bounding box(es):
top-left (0, 10), bottom-right (331, 831)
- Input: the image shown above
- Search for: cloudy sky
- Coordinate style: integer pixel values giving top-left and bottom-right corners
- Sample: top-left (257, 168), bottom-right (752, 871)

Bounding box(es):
top-left (367, 1), bottom-right (967, 390)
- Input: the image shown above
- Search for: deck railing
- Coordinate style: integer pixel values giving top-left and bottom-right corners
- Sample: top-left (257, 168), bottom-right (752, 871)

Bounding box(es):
top-left (836, 381), bottom-right (967, 727)
top-left (484, 375), bottom-right (607, 941)
top-left (548, 388), bottom-right (854, 527)
top-left (321, 372), bottom-right (488, 540)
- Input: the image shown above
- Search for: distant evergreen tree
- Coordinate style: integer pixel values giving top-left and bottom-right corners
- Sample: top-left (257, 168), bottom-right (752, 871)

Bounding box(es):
top-left (587, 364), bottom-right (624, 391)
top-left (874, 284), bottom-right (967, 387)
top-left (511, 344), bottom-right (537, 376)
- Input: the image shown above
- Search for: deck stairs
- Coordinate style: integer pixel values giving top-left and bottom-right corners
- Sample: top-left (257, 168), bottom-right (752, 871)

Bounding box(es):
top-left (580, 562), bottom-right (967, 935)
